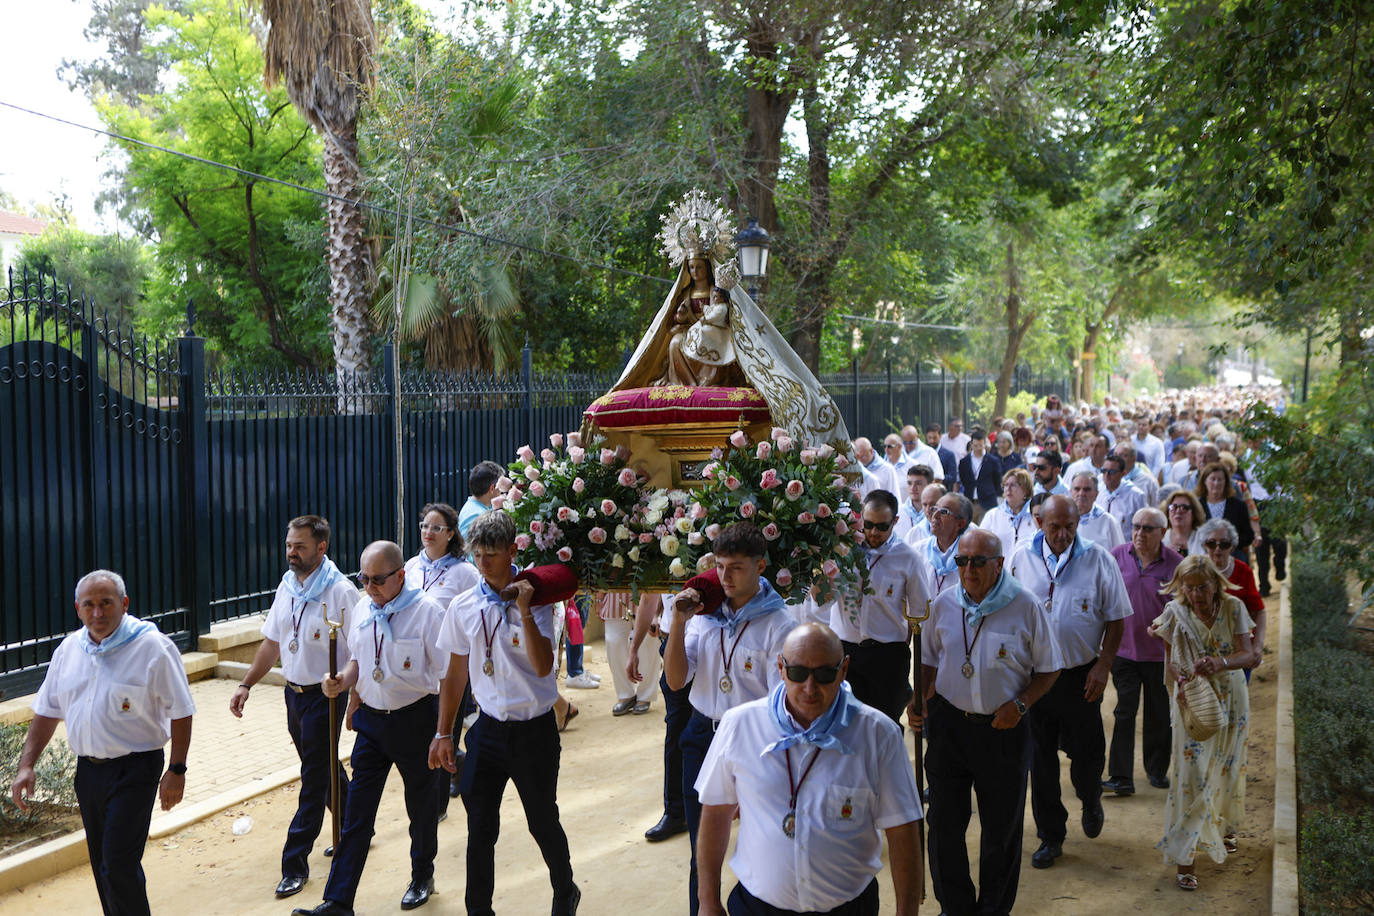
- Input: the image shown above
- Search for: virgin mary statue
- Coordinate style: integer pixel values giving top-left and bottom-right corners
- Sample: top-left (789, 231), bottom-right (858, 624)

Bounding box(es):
top-left (612, 190), bottom-right (851, 451)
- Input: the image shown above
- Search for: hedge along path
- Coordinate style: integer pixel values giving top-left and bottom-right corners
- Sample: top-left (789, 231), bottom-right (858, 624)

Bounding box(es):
top-left (0, 596), bottom-right (1281, 916)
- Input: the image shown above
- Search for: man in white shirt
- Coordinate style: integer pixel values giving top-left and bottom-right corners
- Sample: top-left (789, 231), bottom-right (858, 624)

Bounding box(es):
top-left (428, 512), bottom-right (580, 916)
top-left (294, 542), bottom-right (448, 916)
top-left (12, 570), bottom-right (195, 916)
top-left (1064, 435), bottom-right (1109, 485)
top-left (1008, 496), bottom-right (1131, 871)
top-left (829, 490), bottom-right (928, 724)
top-left (910, 493), bottom-right (973, 601)
top-left (1112, 442), bottom-right (1159, 505)
top-left (901, 424), bottom-right (942, 472)
top-left (230, 515), bottom-right (360, 899)
top-left (882, 433), bottom-right (912, 475)
top-left (895, 466), bottom-right (936, 540)
top-left (912, 529), bottom-right (1060, 916)
top-left (1096, 456), bottom-right (1148, 533)
top-left (664, 522), bottom-right (797, 915)
top-left (854, 437), bottom-right (900, 498)
top-left (1030, 451), bottom-right (1069, 496)
top-left (1130, 415), bottom-right (1166, 477)
top-left (696, 624), bottom-right (923, 916)
top-left (939, 416), bottom-right (971, 464)
top-left (1069, 472), bottom-right (1124, 550)
top-left (1166, 439), bottom-right (1199, 487)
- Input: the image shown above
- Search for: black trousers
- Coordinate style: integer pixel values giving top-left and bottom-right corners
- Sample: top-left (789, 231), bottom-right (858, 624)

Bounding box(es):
top-left (841, 639), bottom-right (912, 725)
top-left (660, 636), bottom-right (693, 819)
top-left (282, 685), bottom-right (348, 878)
top-left (460, 709), bottom-right (575, 916)
top-left (681, 709), bottom-right (719, 916)
top-left (74, 749), bottom-right (163, 916)
top-left (1253, 501), bottom-right (1288, 590)
top-left (323, 695), bottom-right (440, 907)
top-left (727, 878), bottom-right (879, 916)
top-left (1029, 660), bottom-right (1104, 845)
top-left (925, 694), bottom-right (1030, 916)
top-left (1107, 657), bottom-right (1170, 784)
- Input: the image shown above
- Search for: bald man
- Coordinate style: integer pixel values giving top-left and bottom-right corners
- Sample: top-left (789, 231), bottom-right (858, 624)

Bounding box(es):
top-left (696, 624), bottom-right (923, 916)
top-left (855, 437), bottom-right (901, 499)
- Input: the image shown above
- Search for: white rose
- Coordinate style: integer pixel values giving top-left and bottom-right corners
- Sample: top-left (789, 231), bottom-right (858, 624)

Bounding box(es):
top-left (675, 517), bottom-right (693, 534)
top-left (643, 509), bottom-right (663, 526)
top-left (615, 525), bottom-right (633, 541)
top-left (628, 546), bottom-right (641, 563)
top-left (660, 534), bottom-right (680, 556)
top-left (612, 553), bottom-right (626, 569)
top-left (669, 558), bottom-right (688, 577)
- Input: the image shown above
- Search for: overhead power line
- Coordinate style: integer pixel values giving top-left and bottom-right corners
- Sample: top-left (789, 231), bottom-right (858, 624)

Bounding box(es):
top-left (0, 99), bottom-right (672, 287)
top-left (837, 312), bottom-right (974, 332)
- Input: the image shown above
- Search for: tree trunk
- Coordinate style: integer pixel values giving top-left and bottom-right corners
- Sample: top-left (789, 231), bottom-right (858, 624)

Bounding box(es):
top-left (323, 121), bottom-right (373, 397)
top-left (1080, 284), bottom-right (1126, 404)
top-left (789, 73), bottom-right (831, 373)
top-left (739, 20), bottom-right (798, 234)
top-left (994, 240), bottom-right (1035, 420)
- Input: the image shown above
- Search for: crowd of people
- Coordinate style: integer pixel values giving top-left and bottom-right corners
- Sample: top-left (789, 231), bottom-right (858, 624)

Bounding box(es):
top-left (7, 383), bottom-right (1288, 916)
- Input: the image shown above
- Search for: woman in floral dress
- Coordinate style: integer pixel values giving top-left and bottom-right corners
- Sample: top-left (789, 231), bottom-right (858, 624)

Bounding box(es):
top-left (1151, 554), bottom-right (1254, 891)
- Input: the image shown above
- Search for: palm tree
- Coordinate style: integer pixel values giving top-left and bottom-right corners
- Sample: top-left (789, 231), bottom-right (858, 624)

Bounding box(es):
top-left (260, 0), bottom-right (376, 381)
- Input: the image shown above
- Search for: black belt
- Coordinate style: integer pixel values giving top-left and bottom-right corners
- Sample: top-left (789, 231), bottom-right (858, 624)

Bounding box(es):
top-left (79, 749), bottom-right (161, 764)
top-left (360, 696), bottom-right (432, 716)
top-left (936, 694), bottom-right (995, 724)
top-left (852, 638), bottom-right (902, 648)
top-left (286, 681), bottom-right (322, 694)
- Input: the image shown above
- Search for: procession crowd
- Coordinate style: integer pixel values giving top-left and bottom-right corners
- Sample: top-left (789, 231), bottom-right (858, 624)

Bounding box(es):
top-left (8, 382), bottom-right (1287, 916)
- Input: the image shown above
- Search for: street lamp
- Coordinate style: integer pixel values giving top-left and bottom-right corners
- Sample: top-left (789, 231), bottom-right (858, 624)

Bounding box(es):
top-left (735, 216), bottom-right (771, 302)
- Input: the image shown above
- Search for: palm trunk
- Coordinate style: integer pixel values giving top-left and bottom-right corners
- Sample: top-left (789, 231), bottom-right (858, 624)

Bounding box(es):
top-left (323, 121), bottom-right (373, 404)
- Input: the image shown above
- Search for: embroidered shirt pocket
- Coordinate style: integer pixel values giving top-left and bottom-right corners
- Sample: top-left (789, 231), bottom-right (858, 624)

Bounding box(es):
top-left (825, 785), bottom-right (873, 832)
top-left (109, 681), bottom-right (148, 717)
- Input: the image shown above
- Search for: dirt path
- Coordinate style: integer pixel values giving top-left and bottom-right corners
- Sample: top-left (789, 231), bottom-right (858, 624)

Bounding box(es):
top-left (0, 592), bottom-right (1279, 915)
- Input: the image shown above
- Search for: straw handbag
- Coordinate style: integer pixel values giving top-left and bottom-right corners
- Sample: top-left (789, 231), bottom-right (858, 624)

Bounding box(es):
top-left (1179, 673), bottom-right (1225, 742)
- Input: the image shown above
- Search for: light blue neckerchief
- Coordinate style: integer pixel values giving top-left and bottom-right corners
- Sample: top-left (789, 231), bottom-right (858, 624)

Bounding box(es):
top-left (418, 553), bottom-right (460, 575)
top-left (281, 556), bottom-right (346, 603)
top-left (355, 583), bottom-right (425, 642)
top-left (1031, 530), bottom-right (1093, 575)
top-left (478, 564), bottom-right (522, 610)
top-left (716, 577), bottom-right (786, 636)
top-left (763, 680), bottom-right (857, 755)
top-left (927, 536), bottom-right (959, 577)
top-left (1079, 505), bottom-right (1106, 522)
top-left (81, 614), bottom-right (155, 657)
top-left (959, 568), bottom-right (1025, 627)
top-left (1004, 499), bottom-right (1031, 525)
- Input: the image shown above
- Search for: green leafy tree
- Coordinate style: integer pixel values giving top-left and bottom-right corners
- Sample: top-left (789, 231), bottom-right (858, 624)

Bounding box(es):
top-left (13, 225), bottom-right (152, 325)
top-left (97, 0), bottom-right (329, 368)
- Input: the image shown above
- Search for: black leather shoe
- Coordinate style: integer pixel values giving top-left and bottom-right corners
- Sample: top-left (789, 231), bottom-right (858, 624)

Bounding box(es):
top-left (276, 875), bottom-right (307, 898)
top-left (552, 883), bottom-right (581, 916)
top-left (1031, 841), bottom-right (1062, 869)
top-left (401, 878), bottom-right (434, 910)
top-left (291, 902), bottom-right (353, 916)
top-left (1083, 798), bottom-right (1105, 838)
top-left (644, 813), bottom-right (688, 842)
top-left (1149, 774), bottom-right (1170, 789)
top-left (323, 845), bottom-right (334, 857)
top-left (1101, 777), bottom-right (1135, 796)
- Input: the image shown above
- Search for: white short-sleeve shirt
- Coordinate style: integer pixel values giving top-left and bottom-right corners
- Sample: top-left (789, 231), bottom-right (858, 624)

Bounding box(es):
top-left (685, 603), bottom-right (796, 721)
top-left (1078, 509), bottom-right (1125, 551)
top-left (346, 591), bottom-right (448, 711)
top-left (33, 621), bottom-right (197, 758)
top-left (828, 537), bottom-right (926, 644)
top-left (261, 574), bottom-right (360, 685)
top-left (1009, 538), bottom-right (1132, 668)
top-left (909, 535), bottom-right (962, 603)
top-left (979, 503), bottom-right (1036, 561)
top-left (404, 554), bottom-right (480, 615)
top-left (921, 587), bottom-right (1060, 715)
top-left (1096, 482), bottom-right (1148, 532)
top-left (438, 584), bottom-right (559, 722)
top-left (696, 696), bottom-right (923, 912)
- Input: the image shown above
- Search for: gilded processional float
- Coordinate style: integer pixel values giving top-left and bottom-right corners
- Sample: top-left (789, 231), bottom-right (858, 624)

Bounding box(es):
top-left (498, 191), bottom-right (870, 601)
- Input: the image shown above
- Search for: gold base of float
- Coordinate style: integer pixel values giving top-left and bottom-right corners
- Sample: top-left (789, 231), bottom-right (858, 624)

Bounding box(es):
top-left (585, 416), bottom-right (772, 491)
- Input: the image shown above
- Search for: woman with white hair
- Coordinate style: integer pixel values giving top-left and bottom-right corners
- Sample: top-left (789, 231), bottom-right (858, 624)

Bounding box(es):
top-left (1198, 518), bottom-right (1266, 672)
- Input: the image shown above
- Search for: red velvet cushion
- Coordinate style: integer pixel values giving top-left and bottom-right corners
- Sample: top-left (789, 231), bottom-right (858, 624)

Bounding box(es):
top-left (585, 386), bottom-right (771, 429)
top-left (682, 567), bottom-right (726, 616)
top-left (500, 564), bottom-right (579, 605)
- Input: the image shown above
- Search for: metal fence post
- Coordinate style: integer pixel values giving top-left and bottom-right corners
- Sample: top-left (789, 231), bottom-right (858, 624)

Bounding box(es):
top-left (178, 313), bottom-right (211, 646)
top-left (384, 343), bottom-right (404, 548)
top-left (851, 358), bottom-right (859, 434)
top-left (80, 293), bottom-right (109, 572)
top-left (940, 363), bottom-right (947, 427)
top-left (522, 340), bottom-right (535, 448)
top-left (886, 359), bottom-right (893, 430)
top-left (915, 362), bottom-right (922, 428)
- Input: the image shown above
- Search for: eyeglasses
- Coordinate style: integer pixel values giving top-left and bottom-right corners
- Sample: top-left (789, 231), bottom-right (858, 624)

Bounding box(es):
top-left (1168, 504), bottom-right (1191, 513)
top-left (1103, 468), bottom-right (1123, 476)
top-left (419, 523), bottom-right (450, 534)
top-left (1030, 464), bottom-right (1049, 472)
top-left (954, 555), bottom-right (996, 568)
top-left (928, 506), bottom-right (955, 518)
top-left (781, 658), bottom-right (844, 685)
top-left (902, 438), bottom-right (918, 446)
top-left (357, 566), bottom-right (404, 587)
top-left (862, 519), bottom-right (893, 531)
top-left (1203, 539), bottom-right (1234, 550)
top-left (1132, 524), bottom-right (1163, 532)
top-left (885, 442), bottom-right (900, 449)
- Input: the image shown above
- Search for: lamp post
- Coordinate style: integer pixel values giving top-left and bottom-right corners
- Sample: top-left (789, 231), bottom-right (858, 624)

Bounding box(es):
top-left (735, 216), bottom-right (771, 302)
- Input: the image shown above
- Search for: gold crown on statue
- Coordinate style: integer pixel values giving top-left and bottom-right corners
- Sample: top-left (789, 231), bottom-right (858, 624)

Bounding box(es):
top-left (659, 189), bottom-right (736, 267)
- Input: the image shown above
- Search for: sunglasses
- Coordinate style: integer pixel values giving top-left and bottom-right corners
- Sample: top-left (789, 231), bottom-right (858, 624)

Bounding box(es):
top-left (781, 658), bottom-right (844, 684)
top-left (1203, 539), bottom-right (1234, 550)
top-left (954, 555), bottom-right (996, 568)
top-left (1168, 504), bottom-right (1191, 512)
top-left (885, 443), bottom-right (901, 449)
top-left (902, 439), bottom-right (918, 446)
top-left (862, 520), bottom-right (893, 531)
top-left (357, 566), bottom-right (404, 587)
top-left (1132, 524), bottom-right (1163, 532)
top-left (1031, 464), bottom-right (1049, 472)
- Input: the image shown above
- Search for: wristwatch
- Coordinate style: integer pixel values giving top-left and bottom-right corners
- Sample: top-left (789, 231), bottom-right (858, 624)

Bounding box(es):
top-left (168, 762), bottom-right (188, 776)
top-left (1012, 697), bottom-right (1028, 717)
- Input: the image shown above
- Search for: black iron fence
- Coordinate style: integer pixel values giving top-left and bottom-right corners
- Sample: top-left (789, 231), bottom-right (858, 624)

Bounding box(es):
top-left (0, 274), bottom-right (1067, 693)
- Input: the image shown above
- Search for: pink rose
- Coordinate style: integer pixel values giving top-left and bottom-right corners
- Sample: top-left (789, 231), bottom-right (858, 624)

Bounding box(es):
top-left (776, 436), bottom-right (794, 454)
top-left (729, 430), bottom-right (749, 449)
top-left (615, 445), bottom-right (631, 460)
top-left (588, 526), bottom-right (607, 544)
top-left (492, 496), bottom-right (506, 510)
top-left (784, 479), bottom-right (804, 501)
top-left (817, 444), bottom-right (835, 460)
top-left (688, 531), bottom-right (704, 545)
top-left (567, 432), bottom-right (582, 448)
top-left (771, 427), bottom-right (788, 441)
top-left (823, 559), bottom-right (840, 578)
top-left (853, 530), bottom-right (865, 543)
top-left (762, 523), bottom-right (780, 540)
top-left (557, 546), bottom-right (573, 562)
top-left (756, 441), bottom-right (772, 460)
top-left (797, 511), bottom-right (815, 524)
top-left (617, 467), bottom-right (638, 487)
top-left (705, 523), bottom-right (722, 540)
top-left (514, 534), bottom-right (532, 550)
top-left (816, 503), bottom-right (832, 518)
top-left (759, 469), bottom-right (781, 489)
top-left (557, 506), bottom-right (573, 521)
top-left (725, 475), bottom-right (741, 491)
top-left (517, 445), bottom-right (535, 462)
top-left (639, 532), bottom-right (655, 544)
top-left (692, 502), bottom-right (707, 519)
top-left (739, 501), bottom-right (756, 518)
top-left (550, 433), bottom-right (564, 448)
top-left (775, 568), bottom-right (793, 588)
top-left (832, 475), bottom-right (848, 489)
top-left (601, 499), bottom-right (617, 516)
top-left (834, 520), bottom-right (848, 536)
top-left (572, 477), bottom-right (585, 493)
top-left (600, 448), bottom-right (616, 465)
top-left (834, 454), bottom-right (849, 469)
top-left (524, 464), bottom-right (541, 481)
top-left (529, 520), bottom-right (544, 534)
top-left (509, 486), bottom-right (524, 503)
top-left (799, 449), bottom-right (817, 466)
top-left (702, 462), bottom-right (717, 480)
top-left (541, 447), bottom-right (556, 464)
top-left (497, 475), bottom-right (514, 493)
top-left (529, 480), bottom-right (546, 497)
top-left (568, 446), bottom-right (586, 464)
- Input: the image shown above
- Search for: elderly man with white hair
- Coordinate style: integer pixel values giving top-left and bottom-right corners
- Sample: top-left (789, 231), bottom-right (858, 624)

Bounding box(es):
top-left (1069, 471), bottom-right (1124, 549)
top-left (854, 436), bottom-right (901, 500)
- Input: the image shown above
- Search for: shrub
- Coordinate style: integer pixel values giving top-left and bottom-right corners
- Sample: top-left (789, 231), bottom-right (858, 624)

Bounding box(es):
top-left (1300, 806), bottom-right (1374, 915)
top-left (1289, 559), bottom-right (1351, 648)
top-left (0, 722), bottom-right (77, 829)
